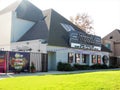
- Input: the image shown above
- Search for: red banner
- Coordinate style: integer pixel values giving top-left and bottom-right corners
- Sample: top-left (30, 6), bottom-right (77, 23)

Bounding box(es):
top-left (0, 52), bottom-right (6, 73)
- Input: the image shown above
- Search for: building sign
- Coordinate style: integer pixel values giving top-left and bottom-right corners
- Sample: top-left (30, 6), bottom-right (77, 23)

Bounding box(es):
top-left (61, 23), bottom-right (101, 50)
top-left (69, 31), bottom-right (101, 50)
top-left (71, 43), bottom-right (101, 50)
top-left (9, 52), bottom-right (30, 72)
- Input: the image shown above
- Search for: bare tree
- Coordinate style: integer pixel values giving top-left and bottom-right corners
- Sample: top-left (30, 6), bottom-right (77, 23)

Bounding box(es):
top-left (70, 13), bottom-right (95, 35)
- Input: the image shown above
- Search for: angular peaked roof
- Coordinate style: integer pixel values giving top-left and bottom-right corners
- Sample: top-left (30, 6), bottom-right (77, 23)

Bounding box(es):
top-left (0, 0), bottom-right (21, 15)
top-left (19, 9), bottom-right (86, 47)
top-left (15, 0), bottom-right (44, 22)
top-left (18, 20), bottom-right (48, 41)
top-left (0, 0), bottom-right (44, 22)
top-left (43, 9), bottom-right (86, 47)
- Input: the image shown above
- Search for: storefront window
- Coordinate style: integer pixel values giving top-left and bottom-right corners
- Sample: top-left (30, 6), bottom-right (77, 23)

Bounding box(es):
top-left (82, 54), bottom-right (87, 63)
top-left (102, 55), bottom-right (108, 65)
top-left (75, 53), bottom-right (80, 63)
top-left (97, 55), bottom-right (101, 64)
top-left (68, 53), bottom-right (74, 63)
top-left (92, 55), bottom-right (97, 64)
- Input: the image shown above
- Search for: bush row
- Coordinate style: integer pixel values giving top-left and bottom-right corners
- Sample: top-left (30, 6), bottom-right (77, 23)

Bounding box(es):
top-left (57, 62), bottom-right (74, 71)
top-left (57, 62), bottom-right (109, 71)
top-left (74, 64), bottom-right (89, 70)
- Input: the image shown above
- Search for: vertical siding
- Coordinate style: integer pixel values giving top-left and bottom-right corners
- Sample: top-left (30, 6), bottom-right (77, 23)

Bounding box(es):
top-left (30, 53), bottom-right (42, 71)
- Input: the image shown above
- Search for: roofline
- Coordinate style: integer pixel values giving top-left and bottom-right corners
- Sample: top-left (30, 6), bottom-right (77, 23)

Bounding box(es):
top-left (0, 0), bottom-right (22, 15)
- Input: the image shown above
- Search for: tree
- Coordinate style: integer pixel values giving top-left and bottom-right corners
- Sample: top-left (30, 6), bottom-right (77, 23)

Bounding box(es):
top-left (70, 13), bottom-right (95, 35)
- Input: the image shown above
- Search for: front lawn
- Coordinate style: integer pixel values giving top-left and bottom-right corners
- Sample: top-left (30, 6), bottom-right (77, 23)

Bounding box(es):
top-left (0, 70), bottom-right (120, 90)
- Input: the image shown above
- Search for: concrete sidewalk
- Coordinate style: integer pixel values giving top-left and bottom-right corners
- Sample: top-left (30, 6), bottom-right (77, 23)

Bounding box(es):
top-left (0, 68), bottom-right (120, 79)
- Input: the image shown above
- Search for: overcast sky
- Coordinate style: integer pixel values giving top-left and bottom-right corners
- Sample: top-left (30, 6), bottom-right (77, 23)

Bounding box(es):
top-left (0, 0), bottom-right (120, 37)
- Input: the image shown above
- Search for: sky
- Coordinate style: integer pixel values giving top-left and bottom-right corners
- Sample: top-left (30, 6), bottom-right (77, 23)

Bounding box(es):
top-left (0, 0), bottom-right (120, 38)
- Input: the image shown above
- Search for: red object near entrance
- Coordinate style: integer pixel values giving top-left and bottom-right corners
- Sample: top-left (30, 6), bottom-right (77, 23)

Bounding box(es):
top-left (0, 51), bottom-right (6, 73)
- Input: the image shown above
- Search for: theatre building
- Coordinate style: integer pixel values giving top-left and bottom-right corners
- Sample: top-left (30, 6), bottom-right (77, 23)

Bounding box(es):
top-left (0, 0), bottom-right (110, 71)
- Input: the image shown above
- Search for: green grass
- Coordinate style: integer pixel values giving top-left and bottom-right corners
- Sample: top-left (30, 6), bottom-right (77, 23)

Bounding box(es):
top-left (0, 70), bottom-right (120, 90)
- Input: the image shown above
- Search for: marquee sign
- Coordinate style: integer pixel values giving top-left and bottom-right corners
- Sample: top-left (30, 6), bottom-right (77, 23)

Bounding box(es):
top-left (69, 31), bottom-right (101, 50)
top-left (60, 23), bottom-right (101, 51)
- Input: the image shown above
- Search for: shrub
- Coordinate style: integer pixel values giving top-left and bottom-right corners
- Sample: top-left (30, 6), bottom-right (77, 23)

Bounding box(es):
top-left (109, 65), bottom-right (118, 69)
top-left (30, 62), bottom-right (36, 73)
top-left (73, 64), bottom-right (90, 70)
top-left (90, 64), bottom-right (108, 69)
top-left (57, 62), bottom-right (73, 71)
top-left (91, 64), bottom-right (101, 69)
top-left (101, 64), bottom-right (108, 69)
top-left (63, 63), bottom-right (73, 71)
top-left (57, 62), bottom-right (64, 71)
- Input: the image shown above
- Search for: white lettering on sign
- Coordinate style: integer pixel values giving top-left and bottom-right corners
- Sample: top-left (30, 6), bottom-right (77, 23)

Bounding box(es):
top-left (71, 43), bottom-right (101, 50)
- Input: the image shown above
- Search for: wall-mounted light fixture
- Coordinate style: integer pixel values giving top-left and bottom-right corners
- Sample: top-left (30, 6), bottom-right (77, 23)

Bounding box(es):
top-left (38, 49), bottom-right (40, 52)
top-left (26, 42), bottom-right (29, 45)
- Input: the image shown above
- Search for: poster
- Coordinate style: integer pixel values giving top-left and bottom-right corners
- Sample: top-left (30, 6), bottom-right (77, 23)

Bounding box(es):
top-left (9, 52), bottom-right (30, 72)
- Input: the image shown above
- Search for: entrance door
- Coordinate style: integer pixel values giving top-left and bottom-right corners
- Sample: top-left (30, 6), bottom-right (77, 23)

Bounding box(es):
top-left (41, 53), bottom-right (48, 72)
top-left (48, 52), bottom-right (56, 71)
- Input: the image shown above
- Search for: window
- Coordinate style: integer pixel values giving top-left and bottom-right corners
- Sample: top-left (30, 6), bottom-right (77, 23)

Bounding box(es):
top-left (75, 54), bottom-right (80, 63)
top-left (102, 55), bottom-right (108, 65)
top-left (105, 43), bottom-right (111, 50)
top-left (97, 55), bottom-right (101, 64)
top-left (92, 55), bottom-right (97, 64)
top-left (68, 53), bottom-right (74, 63)
top-left (61, 23), bottom-right (69, 31)
top-left (68, 25), bottom-right (75, 31)
top-left (109, 36), bottom-right (113, 39)
top-left (82, 54), bottom-right (87, 63)
top-left (61, 23), bottom-right (75, 32)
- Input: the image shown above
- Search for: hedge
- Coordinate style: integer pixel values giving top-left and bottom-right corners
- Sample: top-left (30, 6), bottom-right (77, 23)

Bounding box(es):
top-left (57, 62), bottom-right (74, 71)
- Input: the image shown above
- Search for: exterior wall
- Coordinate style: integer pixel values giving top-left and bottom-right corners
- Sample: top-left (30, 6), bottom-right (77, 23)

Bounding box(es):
top-left (0, 12), bottom-right (12, 50)
top-left (102, 39), bottom-right (114, 56)
top-left (11, 11), bottom-right (35, 42)
top-left (47, 46), bottom-right (109, 70)
top-left (114, 43), bottom-right (120, 57)
top-left (11, 40), bottom-right (47, 53)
